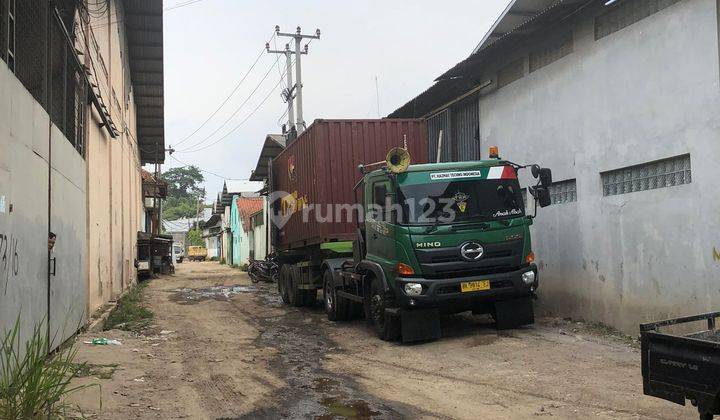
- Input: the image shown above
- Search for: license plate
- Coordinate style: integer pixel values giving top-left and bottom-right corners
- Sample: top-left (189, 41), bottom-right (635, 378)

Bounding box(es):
top-left (460, 280), bottom-right (490, 292)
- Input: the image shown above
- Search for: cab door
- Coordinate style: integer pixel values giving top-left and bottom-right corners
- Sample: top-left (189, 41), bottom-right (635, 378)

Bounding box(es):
top-left (364, 177), bottom-right (396, 273)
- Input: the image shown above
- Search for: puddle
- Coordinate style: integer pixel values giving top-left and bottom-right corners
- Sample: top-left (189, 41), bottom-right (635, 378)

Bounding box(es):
top-left (316, 397), bottom-right (381, 419)
top-left (235, 283), bottom-right (414, 419)
top-left (168, 285), bottom-right (256, 305)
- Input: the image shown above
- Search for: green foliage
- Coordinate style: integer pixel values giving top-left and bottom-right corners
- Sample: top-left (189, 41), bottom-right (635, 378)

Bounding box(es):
top-left (162, 166), bottom-right (204, 199)
top-left (162, 196), bottom-right (199, 220)
top-left (0, 317), bottom-right (99, 419)
top-left (104, 283), bottom-right (154, 332)
top-left (162, 166), bottom-right (206, 221)
top-left (187, 229), bottom-right (204, 247)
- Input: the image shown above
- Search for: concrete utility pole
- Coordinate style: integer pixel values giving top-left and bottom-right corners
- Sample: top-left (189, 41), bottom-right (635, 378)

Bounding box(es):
top-left (274, 26), bottom-right (320, 134)
top-left (266, 40), bottom-right (297, 132)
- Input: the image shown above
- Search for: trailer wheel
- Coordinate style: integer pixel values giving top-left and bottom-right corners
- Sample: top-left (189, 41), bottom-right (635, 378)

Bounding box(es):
top-left (323, 270), bottom-right (347, 321)
top-left (369, 279), bottom-right (400, 341)
top-left (289, 266), bottom-right (305, 307)
top-left (279, 265), bottom-right (291, 304)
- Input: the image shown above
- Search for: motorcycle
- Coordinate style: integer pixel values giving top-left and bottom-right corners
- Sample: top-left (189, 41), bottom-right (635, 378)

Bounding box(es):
top-left (248, 255), bottom-right (278, 284)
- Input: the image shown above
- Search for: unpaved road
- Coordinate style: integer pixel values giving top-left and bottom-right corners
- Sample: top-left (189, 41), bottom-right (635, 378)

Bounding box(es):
top-left (69, 262), bottom-right (698, 419)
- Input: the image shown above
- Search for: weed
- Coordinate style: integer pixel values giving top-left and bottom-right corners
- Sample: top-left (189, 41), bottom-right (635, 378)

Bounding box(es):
top-left (104, 283), bottom-right (154, 332)
top-left (0, 317), bottom-right (99, 419)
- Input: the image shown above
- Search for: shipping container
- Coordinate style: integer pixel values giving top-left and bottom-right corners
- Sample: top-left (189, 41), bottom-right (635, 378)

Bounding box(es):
top-left (271, 119), bottom-right (428, 250)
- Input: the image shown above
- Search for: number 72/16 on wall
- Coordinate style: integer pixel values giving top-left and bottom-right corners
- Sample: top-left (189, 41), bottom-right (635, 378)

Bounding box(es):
top-left (0, 233), bottom-right (20, 294)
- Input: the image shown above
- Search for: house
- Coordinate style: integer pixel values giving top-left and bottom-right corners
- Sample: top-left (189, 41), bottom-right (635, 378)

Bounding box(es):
top-left (0, 0), bottom-right (164, 350)
top-left (389, 0), bottom-right (720, 333)
top-left (249, 134), bottom-right (287, 256)
top-left (211, 179), bottom-right (263, 264)
top-left (230, 196), bottom-right (264, 267)
top-left (202, 213), bottom-right (222, 259)
top-left (248, 209), bottom-right (267, 261)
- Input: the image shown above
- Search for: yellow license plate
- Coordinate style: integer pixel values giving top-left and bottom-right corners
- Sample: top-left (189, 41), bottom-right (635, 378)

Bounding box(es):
top-left (461, 280), bottom-right (491, 293)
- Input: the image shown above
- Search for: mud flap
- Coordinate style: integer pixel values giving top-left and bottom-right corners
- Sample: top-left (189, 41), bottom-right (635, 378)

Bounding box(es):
top-left (397, 308), bottom-right (441, 343)
top-left (494, 297), bottom-right (534, 330)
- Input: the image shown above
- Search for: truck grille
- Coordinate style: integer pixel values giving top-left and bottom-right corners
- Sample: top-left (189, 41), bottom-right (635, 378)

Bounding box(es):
top-left (414, 239), bottom-right (523, 279)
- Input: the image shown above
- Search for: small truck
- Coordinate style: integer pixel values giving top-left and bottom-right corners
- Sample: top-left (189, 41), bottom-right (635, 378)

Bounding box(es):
top-left (187, 245), bottom-right (207, 262)
top-left (271, 119), bottom-right (552, 342)
top-left (641, 312), bottom-right (720, 419)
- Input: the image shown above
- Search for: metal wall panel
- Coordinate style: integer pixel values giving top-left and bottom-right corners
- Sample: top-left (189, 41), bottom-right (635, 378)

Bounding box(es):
top-left (427, 110), bottom-right (451, 163)
top-left (452, 96), bottom-right (480, 161)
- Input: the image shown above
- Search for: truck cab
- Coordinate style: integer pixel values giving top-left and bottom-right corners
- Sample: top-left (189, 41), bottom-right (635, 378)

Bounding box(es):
top-left (321, 151), bottom-right (553, 341)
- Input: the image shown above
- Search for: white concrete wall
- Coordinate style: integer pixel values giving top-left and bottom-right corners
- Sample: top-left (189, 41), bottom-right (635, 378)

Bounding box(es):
top-left (478, 0), bottom-right (720, 333)
top-left (0, 62), bottom-right (87, 349)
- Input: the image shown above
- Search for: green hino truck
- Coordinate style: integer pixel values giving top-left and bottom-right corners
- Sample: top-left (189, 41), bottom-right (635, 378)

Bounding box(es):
top-left (271, 119), bottom-right (552, 342)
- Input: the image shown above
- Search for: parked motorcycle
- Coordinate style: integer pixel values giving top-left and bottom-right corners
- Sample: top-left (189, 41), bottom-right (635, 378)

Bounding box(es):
top-left (248, 255), bottom-right (278, 284)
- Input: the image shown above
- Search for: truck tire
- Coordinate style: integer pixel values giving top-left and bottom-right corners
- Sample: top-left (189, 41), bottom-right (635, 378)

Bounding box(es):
top-left (323, 270), bottom-right (347, 321)
top-left (289, 266), bottom-right (305, 307)
top-left (279, 265), bottom-right (291, 304)
top-left (369, 279), bottom-right (400, 341)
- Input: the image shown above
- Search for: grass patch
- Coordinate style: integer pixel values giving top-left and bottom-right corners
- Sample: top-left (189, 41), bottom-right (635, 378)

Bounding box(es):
top-left (72, 363), bottom-right (118, 380)
top-left (1, 317), bottom-right (100, 418)
top-left (104, 283), bottom-right (154, 332)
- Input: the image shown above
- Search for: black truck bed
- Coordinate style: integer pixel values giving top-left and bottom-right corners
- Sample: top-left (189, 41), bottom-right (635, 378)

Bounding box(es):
top-left (640, 312), bottom-right (720, 419)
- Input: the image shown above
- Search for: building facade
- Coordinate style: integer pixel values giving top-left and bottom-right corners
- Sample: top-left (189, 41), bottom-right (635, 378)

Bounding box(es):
top-left (390, 0), bottom-right (720, 333)
top-left (0, 0), bottom-right (164, 350)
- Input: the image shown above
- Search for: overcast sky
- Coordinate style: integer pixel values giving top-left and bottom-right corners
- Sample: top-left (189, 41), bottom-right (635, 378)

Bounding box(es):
top-left (162, 0), bottom-right (511, 200)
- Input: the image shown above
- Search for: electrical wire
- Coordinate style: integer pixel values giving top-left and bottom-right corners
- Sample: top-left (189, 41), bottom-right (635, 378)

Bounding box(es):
top-left (174, 54), bottom-right (284, 152)
top-left (175, 71), bottom-right (287, 154)
top-left (168, 154), bottom-right (250, 181)
top-left (88, 0), bottom-right (210, 30)
top-left (172, 31), bottom-right (276, 147)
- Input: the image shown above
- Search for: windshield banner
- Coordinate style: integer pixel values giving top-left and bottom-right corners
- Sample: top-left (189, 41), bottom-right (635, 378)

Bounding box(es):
top-left (429, 166), bottom-right (516, 181)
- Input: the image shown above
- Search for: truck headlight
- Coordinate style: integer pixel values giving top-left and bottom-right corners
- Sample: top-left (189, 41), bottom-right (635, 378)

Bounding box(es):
top-left (522, 270), bottom-right (536, 286)
top-left (404, 283), bottom-right (423, 296)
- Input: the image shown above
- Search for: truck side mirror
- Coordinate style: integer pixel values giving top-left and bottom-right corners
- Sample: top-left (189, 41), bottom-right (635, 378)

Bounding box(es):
top-left (539, 168), bottom-right (552, 188)
top-left (536, 187), bottom-right (551, 208)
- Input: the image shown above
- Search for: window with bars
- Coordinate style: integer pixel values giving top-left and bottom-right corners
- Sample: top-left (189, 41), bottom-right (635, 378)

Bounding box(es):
top-left (602, 154), bottom-right (691, 196)
top-left (549, 179), bottom-right (577, 204)
top-left (3, 1), bottom-right (86, 157)
top-left (0, 0), bottom-right (6, 63)
top-left (530, 33), bottom-right (573, 73)
top-left (595, 0), bottom-right (682, 40)
top-left (497, 59), bottom-right (524, 89)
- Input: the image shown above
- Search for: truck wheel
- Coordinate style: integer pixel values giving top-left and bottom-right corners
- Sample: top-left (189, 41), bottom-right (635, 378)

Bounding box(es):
top-left (279, 265), bottom-right (291, 304)
top-left (369, 280), bottom-right (400, 341)
top-left (323, 270), bottom-right (347, 321)
top-left (289, 267), bottom-right (304, 307)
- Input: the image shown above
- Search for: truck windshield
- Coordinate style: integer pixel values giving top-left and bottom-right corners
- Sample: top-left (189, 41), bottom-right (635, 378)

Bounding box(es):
top-left (397, 178), bottom-right (524, 225)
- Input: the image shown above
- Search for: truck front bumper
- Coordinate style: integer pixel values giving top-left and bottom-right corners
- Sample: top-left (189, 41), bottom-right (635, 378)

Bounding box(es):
top-left (392, 264), bottom-right (538, 313)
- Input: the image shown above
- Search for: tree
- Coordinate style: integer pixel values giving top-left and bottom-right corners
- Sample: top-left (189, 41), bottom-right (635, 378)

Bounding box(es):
top-left (163, 166), bottom-right (205, 199)
top-left (187, 228), bottom-right (204, 247)
top-left (161, 166), bottom-right (206, 221)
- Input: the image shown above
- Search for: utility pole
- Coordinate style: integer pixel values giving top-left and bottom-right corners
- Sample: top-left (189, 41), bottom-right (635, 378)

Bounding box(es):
top-left (266, 39), bottom-right (297, 132)
top-left (275, 26), bottom-right (320, 134)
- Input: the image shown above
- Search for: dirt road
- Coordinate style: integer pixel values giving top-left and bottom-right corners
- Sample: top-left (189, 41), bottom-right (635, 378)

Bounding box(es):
top-left (70, 262), bottom-right (697, 419)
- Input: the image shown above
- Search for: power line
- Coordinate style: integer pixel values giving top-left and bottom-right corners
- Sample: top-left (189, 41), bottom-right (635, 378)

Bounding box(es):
top-left (172, 32), bottom-right (276, 148)
top-left (175, 54), bottom-right (285, 152)
top-left (168, 154), bottom-right (250, 181)
top-left (88, 0), bottom-right (209, 29)
top-left (176, 71), bottom-right (287, 154)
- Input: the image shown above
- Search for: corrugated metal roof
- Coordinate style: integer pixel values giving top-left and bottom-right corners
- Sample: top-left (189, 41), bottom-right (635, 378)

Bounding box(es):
top-left (250, 134), bottom-right (287, 181)
top-left (390, 0), bottom-right (599, 119)
top-left (124, 0), bottom-right (165, 164)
